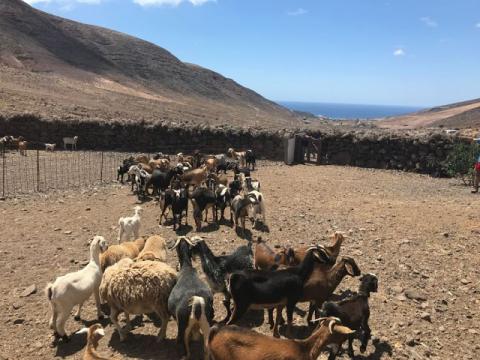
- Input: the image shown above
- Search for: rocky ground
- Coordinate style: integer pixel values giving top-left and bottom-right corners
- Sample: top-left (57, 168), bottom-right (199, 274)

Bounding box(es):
top-left (1, 162), bottom-right (479, 359)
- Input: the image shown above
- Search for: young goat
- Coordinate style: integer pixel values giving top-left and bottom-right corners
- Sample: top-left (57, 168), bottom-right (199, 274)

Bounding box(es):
top-left (208, 317), bottom-right (354, 360)
top-left (46, 236), bottom-right (108, 342)
top-left (76, 324), bottom-right (112, 360)
top-left (191, 237), bottom-right (253, 322)
top-left (321, 273), bottom-right (378, 359)
top-left (227, 247), bottom-right (332, 338)
top-left (168, 237), bottom-right (214, 360)
top-left (118, 206), bottom-right (142, 243)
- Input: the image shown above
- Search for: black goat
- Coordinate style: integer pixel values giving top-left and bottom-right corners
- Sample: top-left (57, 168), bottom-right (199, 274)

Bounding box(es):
top-left (245, 149), bottom-right (256, 171)
top-left (216, 160), bottom-right (238, 174)
top-left (191, 238), bottom-right (253, 322)
top-left (234, 165), bottom-right (251, 178)
top-left (228, 177), bottom-right (243, 198)
top-left (321, 273), bottom-right (378, 360)
top-left (215, 184), bottom-right (233, 222)
top-left (227, 247), bottom-right (332, 338)
top-left (168, 237), bottom-right (214, 360)
top-left (149, 168), bottom-right (179, 197)
top-left (117, 157), bottom-right (135, 183)
top-left (159, 189), bottom-right (175, 224)
top-left (191, 186), bottom-right (217, 231)
top-left (172, 188), bottom-right (189, 231)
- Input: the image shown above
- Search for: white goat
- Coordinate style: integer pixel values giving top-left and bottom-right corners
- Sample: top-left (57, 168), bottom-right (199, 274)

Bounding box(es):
top-left (63, 136), bottom-right (78, 150)
top-left (46, 236), bottom-right (108, 341)
top-left (45, 143), bottom-right (56, 152)
top-left (248, 190), bottom-right (266, 225)
top-left (118, 206), bottom-right (143, 243)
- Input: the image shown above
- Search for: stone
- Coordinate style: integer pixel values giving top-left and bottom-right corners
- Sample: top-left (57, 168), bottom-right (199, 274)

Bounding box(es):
top-left (420, 312), bottom-right (431, 322)
top-left (406, 337), bottom-right (416, 347)
top-left (64, 230), bottom-right (72, 235)
top-left (405, 288), bottom-right (427, 301)
top-left (460, 279), bottom-right (470, 285)
top-left (13, 318), bottom-right (25, 325)
top-left (21, 284), bottom-right (36, 297)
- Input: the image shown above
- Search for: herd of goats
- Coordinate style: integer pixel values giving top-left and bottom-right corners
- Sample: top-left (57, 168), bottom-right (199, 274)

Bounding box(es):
top-left (0, 135), bottom-right (79, 154)
top-left (45, 147), bottom-right (379, 360)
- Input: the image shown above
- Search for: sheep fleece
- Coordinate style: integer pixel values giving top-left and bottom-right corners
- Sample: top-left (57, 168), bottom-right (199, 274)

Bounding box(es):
top-left (100, 259), bottom-right (177, 312)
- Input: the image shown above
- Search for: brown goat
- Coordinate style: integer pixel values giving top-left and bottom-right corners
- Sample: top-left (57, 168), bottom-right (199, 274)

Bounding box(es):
top-left (254, 237), bottom-right (296, 270)
top-left (136, 235), bottom-right (167, 262)
top-left (293, 232), bottom-right (345, 264)
top-left (18, 141), bottom-right (28, 156)
top-left (204, 157), bottom-right (217, 172)
top-left (208, 317), bottom-right (354, 360)
top-left (149, 158), bottom-right (170, 171)
top-left (135, 155), bottom-right (149, 164)
top-left (78, 324), bottom-right (115, 360)
top-left (180, 166), bottom-right (208, 188)
top-left (100, 237), bottom-right (146, 272)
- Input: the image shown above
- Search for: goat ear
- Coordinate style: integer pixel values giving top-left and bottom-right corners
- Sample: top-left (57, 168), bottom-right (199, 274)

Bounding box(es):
top-left (345, 263), bottom-right (355, 276)
top-left (94, 328), bottom-right (105, 337)
top-left (334, 325), bottom-right (355, 335)
top-left (75, 327), bottom-right (89, 335)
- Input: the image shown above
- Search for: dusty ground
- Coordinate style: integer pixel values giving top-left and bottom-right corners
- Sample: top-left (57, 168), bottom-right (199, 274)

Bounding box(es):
top-left (1, 162), bottom-right (479, 360)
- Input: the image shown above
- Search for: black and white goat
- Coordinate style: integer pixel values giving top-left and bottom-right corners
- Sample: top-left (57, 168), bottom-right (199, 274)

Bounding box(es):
top-left (191, 187), bottom-right (217, 231)
top-left (245, 149), bottom-right (256, 171)
top-left (247, 190), bottom-right (266, 226)
top-left (172, 188), bottom-right (189, 231)
top-left (215, 184), bottom-right (233, 222)
top-left (191, 237), bottom-right (253, 322)
top-left (320, 273), bottom-right (378, 359)
top-left (228, 177), bottom-right (243, 198)
top-left (168, 237), bottom-right (214, 360)
top-left (117, 157), bottom-right (136, 183)
top-left (230, 194), bottom-right (258, 231)
top-left (227, 247), bottom-right (332, 338)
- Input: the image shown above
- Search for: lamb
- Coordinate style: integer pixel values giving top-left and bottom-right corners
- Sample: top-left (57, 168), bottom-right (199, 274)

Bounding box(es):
top-left (45, 143), bottom-right (56, 152)
top-left (63, 136), bottom-right (78, 150)
top-left (76, 324), bottom-right (113, 360)
top-left (168, 237), bottom-right (214, 360)
top-left (320, 273), bottom-right (378, 359)
top-left (118, 206), bottom-right (142, 243)
top-left (99, 257), bottom-right (177, 341)
top-left (191, 237), bottom-right (253, 322)
top-left (227, 247), bottom-right (332, 337)
top-left (136, 235), bottom-right (168, 262)
top-left (208, 317), bottom-right (355, 360)
top-left (46, 236), bottom-right (108, 341)
top-left (100, 237), bottom-right (146, 272)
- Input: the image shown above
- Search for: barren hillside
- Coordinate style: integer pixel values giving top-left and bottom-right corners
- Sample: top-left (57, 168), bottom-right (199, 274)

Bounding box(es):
top-left (0, 0), bottom-right (301, 128)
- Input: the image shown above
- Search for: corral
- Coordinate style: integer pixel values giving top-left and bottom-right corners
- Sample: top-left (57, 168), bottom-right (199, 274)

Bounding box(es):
top-left (1, 162), bottom-right (479, 359)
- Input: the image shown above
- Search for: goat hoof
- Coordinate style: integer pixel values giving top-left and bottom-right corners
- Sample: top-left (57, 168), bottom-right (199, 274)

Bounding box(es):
top-left (74, 315), bottom-right (81, 321)
top-left (61, 335), bottom-right (70, 343)
top-left (360, 345), bottom-right (367, 353)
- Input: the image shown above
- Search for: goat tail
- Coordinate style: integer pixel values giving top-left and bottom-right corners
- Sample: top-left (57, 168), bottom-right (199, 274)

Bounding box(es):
top-left (45, 282), bottom-right (54, 301)
top-left (189, 296), bottom-right (206, 321)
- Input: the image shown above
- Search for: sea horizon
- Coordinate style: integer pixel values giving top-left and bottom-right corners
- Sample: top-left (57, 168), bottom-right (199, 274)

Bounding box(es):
top-left (278, 100), bottom-right (425, 120)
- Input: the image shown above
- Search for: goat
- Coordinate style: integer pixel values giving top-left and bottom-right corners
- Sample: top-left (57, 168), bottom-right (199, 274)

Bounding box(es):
top-left (180, 166), bottom-right (208, 190)
top-left (172, 187), bottom-right (189, 231)
top-left (191, 237), bottom-right (253, 322)
top-left (230, 194), bottom-right (257, 232)
top-left (46, 236), bottom-right (108, 341)
top-left (228, 177), bottom-right (243, 198)
top-left (191, 186), bottom-right (217, 231)
top-left (227, 247), bottom-right (333, 337)
top-left (18, 141), bottom-right (27, 156)
top-left (247, 190), bottom-right (266, 226)
top-left (63, 136), bottom-right (78, 150)
top-left (117, 157), bottom-right (136, 183)
top-left (254, 237), bottom-right (296, 271)
top-left (45, 143), bottom-right (56, 152)
top-left (76, 324), bottom-right (113, 360)
top-left (159, 189), bottom-right (175, 225)
top-left (227, 148), bottom-right (246, 167)
top-left (321, 273), bottom-right (378, 359)
top-left (149, 168), bottom-right (179, 197)
top-left (244, 177), bottom-right (261, 192)
top-left (204, 157), bottom-right (217, 172)
top-left (215, 184), bottom-right (233, 222)
top-left (168, 237), bottom-right (214, 360)
top-left (233, 164), bottom-right (251, 178)
top-left (127, 165), bottom-right (151, 199)
top-left (245, 149), bottom-right (256, 170)
top-left (208, 317), bottom-right (354, 360)
top-left (118, 206), bottom-right (142, 243)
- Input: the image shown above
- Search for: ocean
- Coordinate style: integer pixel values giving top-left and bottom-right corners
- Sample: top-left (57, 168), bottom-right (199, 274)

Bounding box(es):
top-left (278, 101), bottom-right (424, 120)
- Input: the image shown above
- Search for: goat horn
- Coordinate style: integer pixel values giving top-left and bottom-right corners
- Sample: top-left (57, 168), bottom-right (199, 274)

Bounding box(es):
top-left (328, 317), bottom-right (342, 334)
top-left (311, 316), bottom-right (328, 324)
top-left (168, 237), bottom-right (182, 250)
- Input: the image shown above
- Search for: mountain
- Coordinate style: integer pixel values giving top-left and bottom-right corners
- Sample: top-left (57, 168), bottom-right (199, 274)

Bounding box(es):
top-left (0, 0), bottom-right (300, 128)
top-left (377, 98), bottom-right (480, 129)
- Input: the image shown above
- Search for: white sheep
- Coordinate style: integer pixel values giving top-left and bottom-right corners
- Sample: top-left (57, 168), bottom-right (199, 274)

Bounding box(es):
top-left (248, 190), bottom-right (267, 225)
top-left (99, 258), bottom-right (177, 341)
top-left (118, 206), bottom-right (143, 243)
top-left (46, 236), bottom-right (108, 341)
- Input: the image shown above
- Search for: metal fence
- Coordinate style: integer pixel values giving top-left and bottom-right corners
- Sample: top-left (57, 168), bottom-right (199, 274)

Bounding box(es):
top-left (0, 149), bottom-right (134, 198)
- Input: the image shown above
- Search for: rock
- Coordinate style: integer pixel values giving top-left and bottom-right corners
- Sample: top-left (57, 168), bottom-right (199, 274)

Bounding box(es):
top-left (54, 227), bottom-right (61, 231)
top-left (468, 329), bottom-right (478, 334)
top-left (460, 279), bottom-right (470, 285)
top-left (64, 230), bottom-right (72, 235)
top-left (405, 288), bottom-right (427, 301)
top-left (420, 312), bottom-right (431, 322)
top-left (21, 284), bottom-right (36, 297)
top-left (85, 207), bottom-right (91, 211)
top-left (406, 337), bottom-right (416, 347)
top-left (12, 302), bottom-right (23, 310)
top-left (13, 318), bottom-right (25, 325)
top-left (442, 232), bottom-right (449, 238)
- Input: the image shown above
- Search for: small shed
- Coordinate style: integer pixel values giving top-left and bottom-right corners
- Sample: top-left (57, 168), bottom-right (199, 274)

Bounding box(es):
top-left (284, 134), bottom-right (322, 165)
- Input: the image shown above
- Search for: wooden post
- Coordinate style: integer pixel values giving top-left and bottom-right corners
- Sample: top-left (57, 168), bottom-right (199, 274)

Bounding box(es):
top-left (1, 147), bottom-right (5, 199)
top-left (36, 150), bottom-right (40, 192)
top-left (100, 151), bottom-right (104, 182)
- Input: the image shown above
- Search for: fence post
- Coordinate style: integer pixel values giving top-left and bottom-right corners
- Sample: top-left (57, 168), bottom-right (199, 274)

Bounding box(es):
top-left (1, 146), bottom-right (5, 199)
top-left (100, 151), bottom-right (104, 182)
top-left (36, 149), bottom-right (40, 192)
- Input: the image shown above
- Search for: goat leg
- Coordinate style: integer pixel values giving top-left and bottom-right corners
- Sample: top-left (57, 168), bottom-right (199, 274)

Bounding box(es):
top-left (360, 316), bottom-right (372, 353)
top-left (267, 309), bottom-right (275, 329)
top-left (285, 302), bottom-right (295, 338)
top-left (221, 294), bottom-right (232, 323)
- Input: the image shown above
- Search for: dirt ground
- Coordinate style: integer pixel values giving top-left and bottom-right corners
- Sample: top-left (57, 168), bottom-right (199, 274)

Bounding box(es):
top-left (1, 162), bottom-right (479, 360)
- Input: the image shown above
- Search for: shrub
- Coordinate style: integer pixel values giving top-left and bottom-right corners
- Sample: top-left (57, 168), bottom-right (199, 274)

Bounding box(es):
top-left (445, 143), bottom-right (480, 185)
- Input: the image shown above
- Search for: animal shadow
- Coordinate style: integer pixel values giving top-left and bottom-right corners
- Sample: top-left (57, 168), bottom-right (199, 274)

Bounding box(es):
top-left (174, 224), bottom-right (193, 236)
top-left (109, 333), bottom-right (180, 360)
top-left (235, 227), bottom-right (253, 241)
top-left (199, 222), bottom-right (220, 233)
top-left (236, 309), bottom-right (265, 328)
top-left (355, 338), bottom-right (393, 360)
top-left (253, 221), bottom-right (270, 233)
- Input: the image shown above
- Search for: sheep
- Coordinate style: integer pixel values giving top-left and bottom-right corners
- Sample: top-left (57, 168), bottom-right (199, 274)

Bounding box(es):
top-left (63, 136), bottom-right (78, 150)
top-left (227, 247), bottom-right (333, 338)
top-left (191, 186), bottom-right (217, 231)
top-left (76, 324), bottom-right (113, 360)
top-left (245, 149), bottom-right (256, 170)
top-left (118, 206), bottom-right (142, 243)
top-left (136, 235), bottom-right (168, 262)
top-left (18, 141), bottom-right (27, 156)
top-left (215, 184), bottom-right (233, 222)
top-left (168, 237), bottom-right (214, 360)
top-left (208, 317), bottom-right (355, 360)
top-left (247, 190), bottom-right (266, 226)
top-left (100, 237), bottom-right (146, 272)
top-left (321, 273), bottom-right (378, 359)
top-left (46, 236), bottom-right (108, 341)
top-left (191, 237), bottom-right (253, 322)
top-left (45, 143), bottom-right (56, 152)
top-left (100, 257), bottom-right (176, 341)
top-left (254, 237), bottom-right (296, 271)
top-left (230, 194), bottom-right (258, 232)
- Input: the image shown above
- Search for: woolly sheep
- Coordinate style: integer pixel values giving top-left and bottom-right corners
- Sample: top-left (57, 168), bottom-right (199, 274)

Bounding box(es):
top-left (136, 235), bottom-right (168, 262)
top-left (118, 206), bottom-right (143, 243)
top-left (100, 237), bottom-right (146, 272)
top-left (99, 258), bottom-right (177, 341)
top-left (46, 236), bottom-right (108, 341)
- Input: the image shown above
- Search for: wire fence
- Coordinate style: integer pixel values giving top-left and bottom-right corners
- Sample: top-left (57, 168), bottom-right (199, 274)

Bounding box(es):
top-left (0, 149), bottom-right (137, 198)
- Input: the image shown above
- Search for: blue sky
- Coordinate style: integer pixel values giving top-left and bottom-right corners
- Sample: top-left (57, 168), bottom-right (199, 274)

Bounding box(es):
top-left (23, 0), bottom-right (480, 107)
